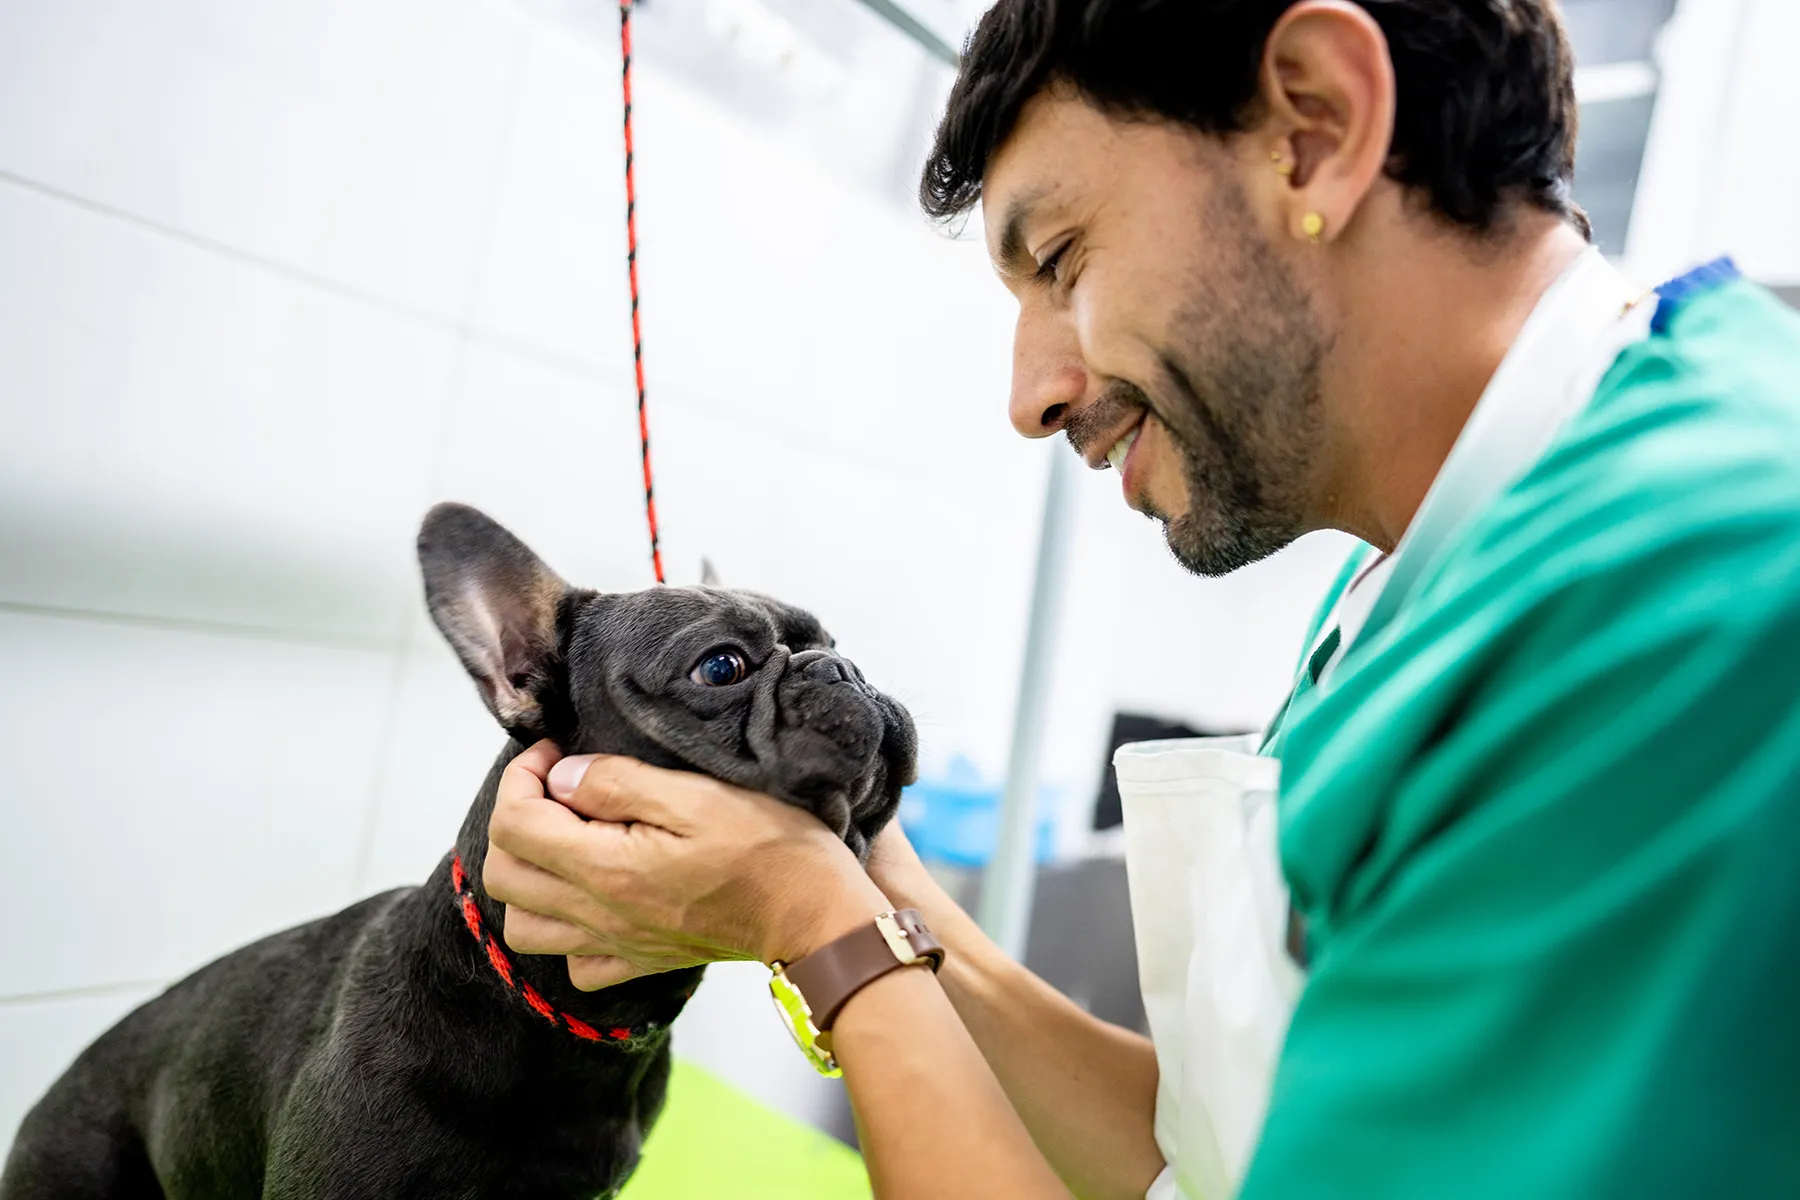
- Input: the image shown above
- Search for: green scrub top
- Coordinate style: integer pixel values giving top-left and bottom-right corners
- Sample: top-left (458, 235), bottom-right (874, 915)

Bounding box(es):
top-left (1243, 266), bottom-right (1800, 1199)
top-left (1260, 545), bottom-right (1371, 759)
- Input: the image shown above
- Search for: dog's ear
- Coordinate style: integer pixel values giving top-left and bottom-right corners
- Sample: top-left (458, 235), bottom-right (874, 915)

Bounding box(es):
top-left (418, 503), bottom-right (571, 740)
top-left (700, 557), bottom-right (722, 587)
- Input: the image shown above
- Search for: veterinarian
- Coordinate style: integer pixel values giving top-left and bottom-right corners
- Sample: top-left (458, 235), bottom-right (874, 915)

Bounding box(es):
top-left (482, 1), bottom-right (1800, 1197)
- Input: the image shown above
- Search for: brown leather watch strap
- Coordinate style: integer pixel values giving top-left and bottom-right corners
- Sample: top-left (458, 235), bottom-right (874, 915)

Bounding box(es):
top-left (783, 909), bottom-right (944, 1032)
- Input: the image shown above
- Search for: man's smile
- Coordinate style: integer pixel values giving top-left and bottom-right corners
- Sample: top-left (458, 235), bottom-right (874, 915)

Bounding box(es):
top-left (1071, 402), bottom-right (1164, 517)
top-left (1105, 421), bottom-right (1141, 473)
top-left (1108, 414), bottom-right (1153, 512)
top-left (1072, 398), bottom-right (1149, 472)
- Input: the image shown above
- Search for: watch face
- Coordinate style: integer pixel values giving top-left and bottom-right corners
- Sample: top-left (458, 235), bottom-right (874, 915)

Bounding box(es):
top-left (768, 968), bottom-right (842, 1078)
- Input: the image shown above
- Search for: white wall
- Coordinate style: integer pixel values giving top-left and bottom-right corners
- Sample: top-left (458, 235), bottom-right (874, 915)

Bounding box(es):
top-left (1627, 0), bottom-right (1800, 287)
top-left (0, 0), bottom-right (1347, 1153)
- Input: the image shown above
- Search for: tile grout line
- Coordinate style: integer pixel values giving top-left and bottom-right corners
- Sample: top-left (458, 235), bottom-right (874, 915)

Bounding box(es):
top-left (0, 979), bottom-right (166, 1007)
top-left (0, 169), bottom-right (461, 338)
top-left (0, 600), bottom-right (405, 653)
top-left (0, 169), bottom-right (622, 386)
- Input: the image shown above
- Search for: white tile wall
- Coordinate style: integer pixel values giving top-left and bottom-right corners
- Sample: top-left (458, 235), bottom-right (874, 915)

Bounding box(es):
top-left (470, 21), bottom-right (1021, 477)
top-left (1626, 0), bottom-right (1800, 286)
top-left (1693, 0), bottom-right (1800, 284)
top-left (0, 179), bottom-right (458, 641)
top-left (0, 609), bottom-right (396, 999)
top-left (356, 636), bottom-right (510, 896)
top-left (0, 0), bottom-right (526, 320)
top-left (428, 342), bottom-right (671, 594)
top-left (467, 18), bottom-right (635, 378)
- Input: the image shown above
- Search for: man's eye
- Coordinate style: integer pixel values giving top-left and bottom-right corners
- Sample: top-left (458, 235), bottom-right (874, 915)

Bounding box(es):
top-left (1036, 242), bottom-right (1071, 285)
top-left (691, 649), bottom-right (749, 687)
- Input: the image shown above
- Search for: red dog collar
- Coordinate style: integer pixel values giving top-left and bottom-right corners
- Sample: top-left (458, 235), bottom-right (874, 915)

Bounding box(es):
top-left (450, 854), bottom-right (654, 1046)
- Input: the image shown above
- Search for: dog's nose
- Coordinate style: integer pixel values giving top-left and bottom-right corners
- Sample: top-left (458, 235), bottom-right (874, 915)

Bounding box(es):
top-left (788, 649), bottom-right (855, 686)
top-left (800, 655), bottom-right (852, 685)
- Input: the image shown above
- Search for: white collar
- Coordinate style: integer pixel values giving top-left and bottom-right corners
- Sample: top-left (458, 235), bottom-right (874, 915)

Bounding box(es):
top-left (1319, 248), bottom-right (1653, 676)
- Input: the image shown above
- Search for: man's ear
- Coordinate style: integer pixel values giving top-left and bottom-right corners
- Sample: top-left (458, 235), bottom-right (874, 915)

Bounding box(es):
top-left (1258, 0), bottom-right (1396, 244)
top-left (418, 502), bottom-right (572, 741)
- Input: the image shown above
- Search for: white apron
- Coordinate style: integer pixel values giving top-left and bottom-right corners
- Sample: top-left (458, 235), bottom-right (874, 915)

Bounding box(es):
top-left (1117, 249), bottom-right (1653, 1199)
top-left (1118, 735), bottom-right (1300, 1200)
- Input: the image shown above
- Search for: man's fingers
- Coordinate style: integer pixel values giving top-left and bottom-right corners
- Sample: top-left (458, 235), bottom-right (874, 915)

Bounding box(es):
top-left (553, 755), bottom-right (702, 830)
top-left (493, 745), bottom-right (590, 851)
top-left (489, 760), bottom-right (639, 889)
top-left (568, 954), bottom-right (649, 992)
top-left (566, 950), bottom-right (707, 992)
top-left (504, 738), bottom-right (563, 787)
top-left (490, 741), bottom-right (845, 981)
top-left (501, 907), bottom-right (614, 957)
top-left (486, 845), bottom-right (618, 932)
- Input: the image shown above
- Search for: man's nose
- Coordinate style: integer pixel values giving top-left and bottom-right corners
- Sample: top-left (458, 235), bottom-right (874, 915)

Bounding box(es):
top-left (1008, 302), bottom-right (1087, 439)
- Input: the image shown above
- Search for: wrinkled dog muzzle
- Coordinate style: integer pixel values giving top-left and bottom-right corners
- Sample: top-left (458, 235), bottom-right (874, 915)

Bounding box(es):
top-left (754, 648), bottom-right (913, 856)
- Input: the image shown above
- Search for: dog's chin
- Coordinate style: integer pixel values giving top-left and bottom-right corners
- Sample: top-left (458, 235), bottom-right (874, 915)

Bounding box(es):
top-left (845, 800), bottom-right (902, 864)
top-left (762, 709), bottom-right (902, 828)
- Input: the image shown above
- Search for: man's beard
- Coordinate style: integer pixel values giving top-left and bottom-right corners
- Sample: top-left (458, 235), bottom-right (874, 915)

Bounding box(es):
top-left (1073, 180), bottom-right (1328, 578)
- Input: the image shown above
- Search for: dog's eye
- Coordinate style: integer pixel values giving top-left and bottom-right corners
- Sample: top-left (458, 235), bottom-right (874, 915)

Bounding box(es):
top-left (691, 649), bottom-right (749, 688)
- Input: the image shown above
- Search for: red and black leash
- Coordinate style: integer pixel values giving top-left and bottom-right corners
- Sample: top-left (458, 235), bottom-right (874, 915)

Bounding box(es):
top-left (618, 0), bottom-right (664, 585)
top-left (443, 6), bottom-right (674, 1045)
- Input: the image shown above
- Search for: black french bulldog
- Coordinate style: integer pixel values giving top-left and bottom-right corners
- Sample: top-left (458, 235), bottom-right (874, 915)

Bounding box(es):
top-left (1, 503), bottom-right (916, 1199)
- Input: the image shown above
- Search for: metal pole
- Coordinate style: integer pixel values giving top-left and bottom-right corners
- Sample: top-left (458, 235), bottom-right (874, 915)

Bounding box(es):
top-left (849, 0), bottom-right (962, 66)
top-left (977, 446), bottom-right (1076, 960)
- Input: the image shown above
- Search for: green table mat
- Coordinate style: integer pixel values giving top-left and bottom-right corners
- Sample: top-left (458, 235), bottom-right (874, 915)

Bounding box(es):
top-left (619, 1059), bottom-right (873, 1199)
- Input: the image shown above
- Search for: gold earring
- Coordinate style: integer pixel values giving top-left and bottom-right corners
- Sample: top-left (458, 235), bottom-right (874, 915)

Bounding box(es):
top-left (1302, 212), bottom-right (1325, 244)
top-left (1271, 150), bottom-right (1294, 177)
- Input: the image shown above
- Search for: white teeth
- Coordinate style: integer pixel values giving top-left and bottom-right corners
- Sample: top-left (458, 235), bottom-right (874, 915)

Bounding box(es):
top-left (1106, 426), bottom-right (1140, 472)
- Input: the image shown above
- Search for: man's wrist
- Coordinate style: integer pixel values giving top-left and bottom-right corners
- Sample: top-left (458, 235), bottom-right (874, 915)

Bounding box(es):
top-left (764, 869), bottom-right (891, 966)
top-left (828, 946), bottom-right (941, 1043)
top-left (862, 824), bottom-right (935, 906)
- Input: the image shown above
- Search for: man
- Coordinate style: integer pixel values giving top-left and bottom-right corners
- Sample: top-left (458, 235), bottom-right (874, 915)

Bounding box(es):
top-left (482, 2), bottom-right (1800, 1196)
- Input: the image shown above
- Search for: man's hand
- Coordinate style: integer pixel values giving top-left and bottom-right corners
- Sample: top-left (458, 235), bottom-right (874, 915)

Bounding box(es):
top-left (484, 740), bottom-right (891, 992)
top-left (863, 819), bottom-right (938, 907)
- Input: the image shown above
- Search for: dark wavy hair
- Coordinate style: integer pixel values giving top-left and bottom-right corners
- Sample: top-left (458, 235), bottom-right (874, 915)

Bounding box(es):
top-left (920, 0), bottom-right (1589, 239)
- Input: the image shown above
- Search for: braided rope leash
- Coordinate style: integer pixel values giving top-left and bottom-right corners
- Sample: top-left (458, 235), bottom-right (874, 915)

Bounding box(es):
top-left (618, 0), bottom-right (665, 585)
top-left (450, 854), bottom-right (662, 1047)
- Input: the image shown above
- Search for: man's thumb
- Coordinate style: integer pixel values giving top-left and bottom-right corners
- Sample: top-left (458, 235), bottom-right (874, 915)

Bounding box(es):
top-left (547, 754), bottom-right (598, 802)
